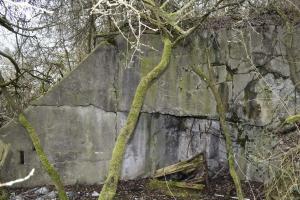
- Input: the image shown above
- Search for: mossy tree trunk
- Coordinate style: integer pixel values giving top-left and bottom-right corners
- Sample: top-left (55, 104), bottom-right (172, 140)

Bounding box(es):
top-left (0, 73), bottom-right (68, 200)
top-left (190, 50), bottom-right (244, 200)
top-left (0, 140), bottom-right (9, 200)
top-left (18, 114), bottom-right (68, 200)
top-left (98, 36), bottom-right (172, 200)
top-left (0, 189), bottom-right (8, 200)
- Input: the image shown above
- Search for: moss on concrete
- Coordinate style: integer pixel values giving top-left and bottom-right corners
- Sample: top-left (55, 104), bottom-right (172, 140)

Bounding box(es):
top-left (140, 57), bottom-right (155, 76)
top-left (140, 57), bottom-right (159, 106)
top-left (98, 36), bottom-right (173, 200)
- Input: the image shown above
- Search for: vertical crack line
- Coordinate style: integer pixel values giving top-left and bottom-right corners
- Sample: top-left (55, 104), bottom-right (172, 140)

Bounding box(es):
top-left (112, 49), bottom-right (120, 141)
top-left (112, 48), bottom-right (120, 113)
top-left (114, 112), bottom-right (118, 141)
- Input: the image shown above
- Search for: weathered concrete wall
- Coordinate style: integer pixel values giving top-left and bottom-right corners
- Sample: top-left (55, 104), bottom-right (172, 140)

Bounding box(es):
top-left (0, 24), bottom-right (299, 186)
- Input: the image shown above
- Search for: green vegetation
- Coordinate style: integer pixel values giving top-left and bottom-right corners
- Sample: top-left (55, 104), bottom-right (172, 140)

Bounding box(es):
top-left (98, 37), bottom-right (172, 200)
top-left (18, 114), bottom-right (68, 200)
top-left (148, 179), bottom-right (203, 198)
top-left (285, 114), bottom-right (300, 124)
top-left (190, 49), bottom-right (244, 200)
top-left (0, 189), bottom-right (8, 200)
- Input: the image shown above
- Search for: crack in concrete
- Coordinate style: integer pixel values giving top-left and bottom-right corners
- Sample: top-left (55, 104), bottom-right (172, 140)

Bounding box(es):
top-left (30, 104), bottom-right (115, 113)
top-left (29, 104), bottom-right (265, 128)
top-left (113, 49), bottom-right (121, 140)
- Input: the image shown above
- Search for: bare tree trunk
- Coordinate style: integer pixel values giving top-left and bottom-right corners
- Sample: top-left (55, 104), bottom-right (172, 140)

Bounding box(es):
top-left (0, 72), bottom-right (68, 200)
top-left (98, 36), bottom-right (172, 200)
top-left (190, 51), bottom-right (244, 200)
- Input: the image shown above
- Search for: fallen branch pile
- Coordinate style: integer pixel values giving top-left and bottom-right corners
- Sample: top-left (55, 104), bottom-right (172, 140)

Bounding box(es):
top-left (149, 153), bottom-right (207, 197)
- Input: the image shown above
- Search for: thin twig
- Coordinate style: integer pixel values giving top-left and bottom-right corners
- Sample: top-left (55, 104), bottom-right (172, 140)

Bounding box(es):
top-left (0, 168), bottom-right (35, 187)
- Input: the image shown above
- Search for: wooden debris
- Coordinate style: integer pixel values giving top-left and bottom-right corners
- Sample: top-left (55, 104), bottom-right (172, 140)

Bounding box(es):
top-left (154, 153), bottom-right (207, 183)
top-left (150, 153), bottom-right (207, 197)
top-left (148, 179), bottom-right (203, 198)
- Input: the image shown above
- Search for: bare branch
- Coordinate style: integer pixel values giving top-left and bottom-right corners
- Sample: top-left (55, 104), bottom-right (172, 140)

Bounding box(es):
top-left (0, 168), bottom-right (35, 187)
top-left (0, 50), bottom-right (21, 74)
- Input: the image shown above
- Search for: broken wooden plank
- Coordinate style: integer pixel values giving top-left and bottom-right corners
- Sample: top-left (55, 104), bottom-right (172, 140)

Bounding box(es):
top-left (153, 153), bottom-right (205, 178)
top-left (149, 179), bottom-right (204, 190)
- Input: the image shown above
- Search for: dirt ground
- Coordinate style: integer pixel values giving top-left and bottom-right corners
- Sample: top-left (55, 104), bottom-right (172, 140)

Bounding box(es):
top-left (7, 176), bottom-right (264, 200)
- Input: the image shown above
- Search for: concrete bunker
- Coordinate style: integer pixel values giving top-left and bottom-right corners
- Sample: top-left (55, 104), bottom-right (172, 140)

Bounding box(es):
top-left (0, 24), bottom-right (300, 186)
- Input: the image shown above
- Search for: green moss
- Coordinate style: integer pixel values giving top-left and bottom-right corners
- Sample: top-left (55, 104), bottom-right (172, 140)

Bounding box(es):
top-left (190, 51), bottom-right (244, 200)
top-left (18, 114), bottom-right (68, 200)
top-left (140, 57), bottom-right (159, 105)
top-left (0, 141), bottom-right (10, 167)
top-left (0, 189), bottom-right (8, 200)
top-left (140, 57), bottom-right (155, 77)
top-left (98, 37), bottom-right (173, 200)
top-left (226, 73), bottom-right (233, 81)
top-left (285, 114), bottom-right (300, 124)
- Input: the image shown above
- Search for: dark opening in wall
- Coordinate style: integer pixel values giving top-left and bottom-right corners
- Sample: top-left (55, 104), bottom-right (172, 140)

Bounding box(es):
top-left (32, 146), bottom-right (36, 151)
top-left (19, 151), bottom-right (25, 165)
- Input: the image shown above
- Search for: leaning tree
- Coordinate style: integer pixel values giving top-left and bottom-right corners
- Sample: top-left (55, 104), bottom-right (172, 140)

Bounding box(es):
top-left (91, 0), bottom-right (249, 199)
